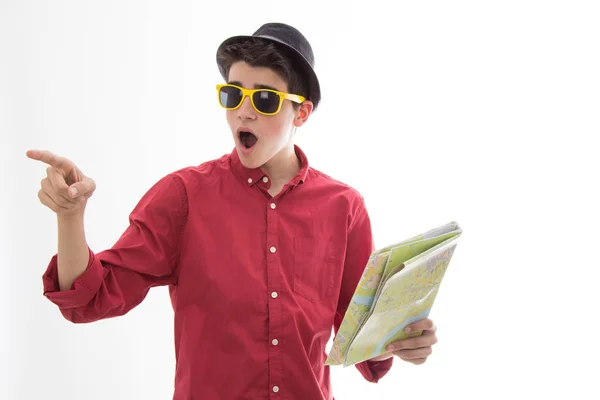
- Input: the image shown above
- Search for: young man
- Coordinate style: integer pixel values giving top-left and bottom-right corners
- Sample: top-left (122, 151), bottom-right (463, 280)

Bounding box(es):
top-left (27, 23), bottom-right (438, 399)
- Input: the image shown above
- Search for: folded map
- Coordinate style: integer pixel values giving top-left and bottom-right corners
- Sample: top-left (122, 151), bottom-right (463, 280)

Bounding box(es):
top-left (325, 221), bottom-right (462, 367)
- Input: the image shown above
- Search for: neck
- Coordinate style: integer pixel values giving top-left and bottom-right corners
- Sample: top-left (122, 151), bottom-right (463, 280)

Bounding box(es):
top-left (261, 144), bottom-right (301, 187)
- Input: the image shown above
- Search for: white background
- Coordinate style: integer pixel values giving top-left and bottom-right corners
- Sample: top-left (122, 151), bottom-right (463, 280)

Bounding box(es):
top-left (2, 1), bottom-right (599, 399)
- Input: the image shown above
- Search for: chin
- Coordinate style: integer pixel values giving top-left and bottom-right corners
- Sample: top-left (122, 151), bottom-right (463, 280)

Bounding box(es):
top-left (236, 147), bottom-right (265, 169)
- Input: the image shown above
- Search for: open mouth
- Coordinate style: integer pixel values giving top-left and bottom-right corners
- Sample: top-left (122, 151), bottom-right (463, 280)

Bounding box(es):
top-left (239, 130), bottom-right (258, 149)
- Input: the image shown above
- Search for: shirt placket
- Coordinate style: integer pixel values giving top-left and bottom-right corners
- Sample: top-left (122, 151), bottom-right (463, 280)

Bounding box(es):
top-left (266, 194), bottom-right (283, 397)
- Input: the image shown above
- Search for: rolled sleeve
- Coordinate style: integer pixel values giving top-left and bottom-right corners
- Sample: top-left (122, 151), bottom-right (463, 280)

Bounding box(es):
top-left (356, 358), bottom-right (394, 383)
top-left (40, 173), bottom-right (188, 324)
top-left (42, 247), bottom-right (106, 310)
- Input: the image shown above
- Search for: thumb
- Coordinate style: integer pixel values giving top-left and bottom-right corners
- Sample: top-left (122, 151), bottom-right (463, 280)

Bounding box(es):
top-left (68, 177), bottom-right (96, 198)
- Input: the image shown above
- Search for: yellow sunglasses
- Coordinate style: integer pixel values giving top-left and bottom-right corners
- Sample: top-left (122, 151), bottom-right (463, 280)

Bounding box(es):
top-left (216, 83), bottom-right (306, 115)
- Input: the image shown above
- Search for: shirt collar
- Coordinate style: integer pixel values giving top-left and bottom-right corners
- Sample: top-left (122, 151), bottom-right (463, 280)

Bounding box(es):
top-left (230, 144), bottom-right (310, 188)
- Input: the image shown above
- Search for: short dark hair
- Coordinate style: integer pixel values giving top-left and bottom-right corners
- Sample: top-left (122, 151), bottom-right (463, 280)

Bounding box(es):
top-left (217, 37), bottom-right (308, 109)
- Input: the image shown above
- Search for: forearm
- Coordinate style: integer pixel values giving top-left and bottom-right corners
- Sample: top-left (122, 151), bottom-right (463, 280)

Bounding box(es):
top-left (56, 213), bottom-right (90, 291)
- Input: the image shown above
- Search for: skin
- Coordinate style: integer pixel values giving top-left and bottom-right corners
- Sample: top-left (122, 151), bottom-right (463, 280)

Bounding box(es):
top-left (25, 149), bottom-right (95, 291)
top-left (368, 318), bottom-right (438, 365)
top-left (225, 61), bottom-right (313, 196)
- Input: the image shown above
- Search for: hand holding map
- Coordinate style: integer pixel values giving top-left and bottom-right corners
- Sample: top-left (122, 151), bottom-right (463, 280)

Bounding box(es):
top-left (326, 221), bottom-right (462, 367)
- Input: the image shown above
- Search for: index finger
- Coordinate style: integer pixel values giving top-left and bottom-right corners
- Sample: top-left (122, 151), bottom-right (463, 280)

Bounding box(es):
top-left (26, 150), bottom-right (73, 171)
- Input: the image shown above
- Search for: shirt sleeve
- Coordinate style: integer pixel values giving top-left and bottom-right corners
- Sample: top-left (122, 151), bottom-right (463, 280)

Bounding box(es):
top-left (42, 173), bottom-right (188, 323)
top-left (333, 195), bottom-right (393, 383)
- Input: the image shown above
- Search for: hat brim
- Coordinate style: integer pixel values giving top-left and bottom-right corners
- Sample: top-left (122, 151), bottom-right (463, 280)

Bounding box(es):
top-left (216, 35), bottom-right (321, 109)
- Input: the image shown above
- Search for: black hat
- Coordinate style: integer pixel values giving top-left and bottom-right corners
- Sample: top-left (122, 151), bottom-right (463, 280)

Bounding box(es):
top-left (216, 22), bottom-right (321, 109)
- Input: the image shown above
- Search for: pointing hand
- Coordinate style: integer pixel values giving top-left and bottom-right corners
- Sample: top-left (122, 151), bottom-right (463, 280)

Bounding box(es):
top-left (26, 150), bottom-right (96, 217)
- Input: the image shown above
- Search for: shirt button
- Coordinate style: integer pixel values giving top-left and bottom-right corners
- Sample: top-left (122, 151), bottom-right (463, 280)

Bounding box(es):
top-left (271, 292), bottom-right (278, 299)
top-left (270, 246), bottom-right (276, 253)
top-left (270, 203), bottom-right (276, 209)
top-left (247, 178), bottom-right (253, 183)
top-left (263, 176), bottom-right (269, 183)
top-left (273, 386), bottom-right (279, 393)
top-left (272, 339), bottom-right (279, 345)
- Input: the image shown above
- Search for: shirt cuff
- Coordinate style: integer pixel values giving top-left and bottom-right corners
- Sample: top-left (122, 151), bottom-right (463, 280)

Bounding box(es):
top-left (356, 357), bottom-right (394, 383)
top-left (42, 247), bottom-right (107, 310)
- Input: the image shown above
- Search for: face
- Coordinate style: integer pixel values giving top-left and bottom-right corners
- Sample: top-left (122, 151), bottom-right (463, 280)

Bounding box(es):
top-left (225, 61), bottom-right (312, 170)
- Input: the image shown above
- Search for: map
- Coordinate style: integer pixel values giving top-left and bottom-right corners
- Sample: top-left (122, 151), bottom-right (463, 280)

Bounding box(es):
top-left (325, 221), bottom-right (462, 367)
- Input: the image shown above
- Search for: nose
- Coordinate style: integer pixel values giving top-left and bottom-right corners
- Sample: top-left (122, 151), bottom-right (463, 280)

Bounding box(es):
top-left (237, 95), bottom-right (257, 121)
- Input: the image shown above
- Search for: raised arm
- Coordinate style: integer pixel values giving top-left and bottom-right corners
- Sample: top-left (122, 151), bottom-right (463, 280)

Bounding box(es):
top-left (28, 149), bottom-right (188, 323)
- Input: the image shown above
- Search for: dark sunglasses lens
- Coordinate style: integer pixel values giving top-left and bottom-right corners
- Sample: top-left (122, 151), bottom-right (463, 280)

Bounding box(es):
top-left (253, 91), bottom-right (280, 113)
top-left (220, 86), bottom-right (243, 108)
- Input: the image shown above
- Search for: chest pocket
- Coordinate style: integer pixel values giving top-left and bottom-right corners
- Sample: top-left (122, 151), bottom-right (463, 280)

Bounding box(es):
top-left (293, 237), bottom-right (343, 303)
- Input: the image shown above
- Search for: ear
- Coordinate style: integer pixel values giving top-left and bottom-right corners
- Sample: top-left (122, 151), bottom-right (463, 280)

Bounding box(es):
top-left (293, 101), bottom-right (314, 127)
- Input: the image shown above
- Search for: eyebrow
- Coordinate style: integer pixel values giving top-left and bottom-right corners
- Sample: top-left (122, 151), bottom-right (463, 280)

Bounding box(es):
top-left (228, 80), bottom-right (281, 92)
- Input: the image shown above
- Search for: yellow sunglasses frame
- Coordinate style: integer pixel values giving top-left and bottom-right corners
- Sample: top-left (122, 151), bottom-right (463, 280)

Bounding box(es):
top-left (216, 83), bottom-right (306, 115)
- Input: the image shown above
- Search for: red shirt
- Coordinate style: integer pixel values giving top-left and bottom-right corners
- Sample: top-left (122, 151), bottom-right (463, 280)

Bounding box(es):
top-left (42, 145), bottom-right (393, 399)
